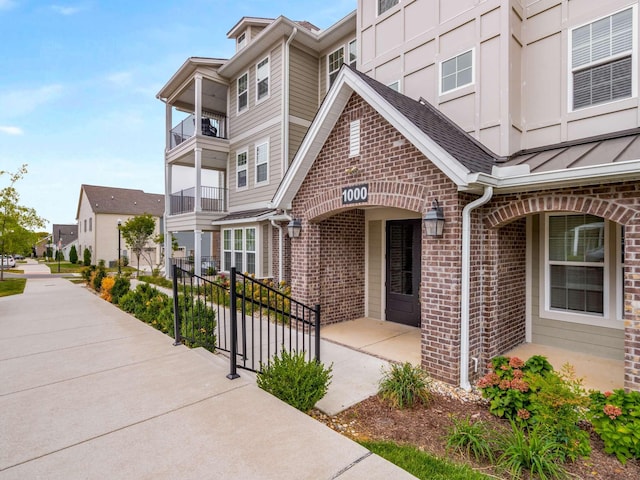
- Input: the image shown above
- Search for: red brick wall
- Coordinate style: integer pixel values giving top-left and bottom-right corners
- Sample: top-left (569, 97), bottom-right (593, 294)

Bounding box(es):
top-left (319, 210), bottom-right (366, 324)
top-left (289, 93), bottom-right (463, 384)
top-left (485, 185), bottom-right (640, 391)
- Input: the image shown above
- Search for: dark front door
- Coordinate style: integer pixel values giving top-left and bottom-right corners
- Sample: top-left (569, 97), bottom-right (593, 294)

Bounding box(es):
top-left (385, 219), bottom-right (421, 327)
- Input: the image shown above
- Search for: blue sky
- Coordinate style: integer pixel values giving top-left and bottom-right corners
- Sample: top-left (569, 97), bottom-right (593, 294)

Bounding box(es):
top-left (0, 0), bottom-right (355, 230)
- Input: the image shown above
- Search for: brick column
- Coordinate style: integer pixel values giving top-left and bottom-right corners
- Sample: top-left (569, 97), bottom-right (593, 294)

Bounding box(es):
top-left (290, 220), bottom-right (321, 308)
top-left (625, 223), bottom-right (640, 391)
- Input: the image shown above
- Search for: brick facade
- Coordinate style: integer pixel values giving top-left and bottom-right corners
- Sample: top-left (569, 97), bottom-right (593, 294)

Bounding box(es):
top-left (285, 91), bottom-right (640, 390)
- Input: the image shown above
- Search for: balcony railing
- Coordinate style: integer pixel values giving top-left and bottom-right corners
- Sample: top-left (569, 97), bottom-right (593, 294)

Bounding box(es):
top-left (170, 186), bottom-right (227, 215)
top-left (170, 113), bottom-right (228, 149)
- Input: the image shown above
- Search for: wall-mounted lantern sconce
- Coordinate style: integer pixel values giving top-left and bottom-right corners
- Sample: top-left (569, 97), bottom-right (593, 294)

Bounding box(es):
top-left (424, 199), bottom-right (445, 237)
top-left (287, 219), bottom-right (302, 238)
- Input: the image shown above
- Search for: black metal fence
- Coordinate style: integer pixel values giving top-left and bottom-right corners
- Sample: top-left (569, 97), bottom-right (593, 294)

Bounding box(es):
top-left (171, 265), bottom-right (320, 378)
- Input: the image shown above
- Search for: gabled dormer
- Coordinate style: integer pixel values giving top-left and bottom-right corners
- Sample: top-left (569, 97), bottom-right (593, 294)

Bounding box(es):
top-left (227, 17), bottom-right (275, 53)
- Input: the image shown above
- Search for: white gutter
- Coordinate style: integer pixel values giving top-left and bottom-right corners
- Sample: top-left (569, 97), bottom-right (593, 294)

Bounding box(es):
top-left (269, 213), bottom-right (292, 282)
top-left (460, 186), bottom-right (493, 391)
top-left (282, 28), bottom-right (297, 175)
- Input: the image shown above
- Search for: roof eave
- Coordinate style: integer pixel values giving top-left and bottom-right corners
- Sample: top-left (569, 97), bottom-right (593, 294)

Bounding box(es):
top-left (272, 67), bottom-right (473, 209)
top-left (468, 158), bottom-right (640, 193)
top-left (156, 57), bottom-right (227, 100)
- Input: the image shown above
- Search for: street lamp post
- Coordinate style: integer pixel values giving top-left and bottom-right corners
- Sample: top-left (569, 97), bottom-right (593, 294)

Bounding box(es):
top-left (117, 219), bottom-right (122, 275)
top-left (57, 229), bottom-right (62, 273)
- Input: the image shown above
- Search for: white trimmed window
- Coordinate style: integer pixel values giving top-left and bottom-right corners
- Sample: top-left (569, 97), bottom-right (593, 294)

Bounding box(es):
top-left (255, 140), bottom-right (269, 184)
top-left (378, 0), bottom-right (399, 16)
top-left (571, 7), bottom-right (634, 110)
top-left (547, 214), bottom-right (605, 316)
top-left (349, 120), bottom-right (360, 157)
top-left (237, 72), bottom-right (248, 113)
top-left (256, 57), bottom-right (269, 102)
top-left (222, 227), bottom-right (256, 274)
top-left (328, 47), bottom-right (344, 88)
top-left (440, 50), bottom-right (474, 94)
top-left (237, 32), bottom-right (246, 51)
top-left (236, 150), bottom-right (248, 189)
top-left (348, 39), bottom-right (357, 67)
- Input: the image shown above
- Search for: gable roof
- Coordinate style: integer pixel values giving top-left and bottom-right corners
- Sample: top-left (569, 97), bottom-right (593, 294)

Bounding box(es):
top-left (52, 224), bottom-right (78, 245)
top-left (350, 68), bottom-right (498, 174)
top-left (272, 65), bottom-right (498, 209)
top-left (77, 185), bottom-right (164, 220)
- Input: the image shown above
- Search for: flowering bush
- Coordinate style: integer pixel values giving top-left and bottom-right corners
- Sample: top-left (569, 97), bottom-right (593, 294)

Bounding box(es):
top-left (588, 389), bottom-right (640, 463)
top-left (100, 276), bottom-right (115, 302)
top-left (478, 355), bottom-right (590, 461)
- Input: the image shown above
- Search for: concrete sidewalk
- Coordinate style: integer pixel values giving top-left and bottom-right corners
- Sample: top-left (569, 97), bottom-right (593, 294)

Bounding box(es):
top-left (0, 277), bottom-right (415, 479)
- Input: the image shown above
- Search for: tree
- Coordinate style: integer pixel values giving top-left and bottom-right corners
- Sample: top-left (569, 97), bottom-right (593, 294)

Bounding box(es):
top-left (69, 245), bottom-right (78, 264)
top-left (0, 165), bottom-right (46, 281)
top-left (83, 248), bottom-right (91, 266)
top-left (120, 214), bottom-right (157, 276)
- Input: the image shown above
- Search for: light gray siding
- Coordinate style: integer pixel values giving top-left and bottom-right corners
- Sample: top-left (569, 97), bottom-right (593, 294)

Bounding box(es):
top-left (289, 46), bottom-right (320, 121)
top-left (367, 220), bottom-right (383, 319)
top-left (228, 122), bottom-right (282, 209)
top-left (530, 214), bottom-right (624, 360)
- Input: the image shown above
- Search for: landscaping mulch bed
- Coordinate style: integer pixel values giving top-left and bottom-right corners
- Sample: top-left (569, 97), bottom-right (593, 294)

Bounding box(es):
top-left (311, 393), bottom-right (640, 479)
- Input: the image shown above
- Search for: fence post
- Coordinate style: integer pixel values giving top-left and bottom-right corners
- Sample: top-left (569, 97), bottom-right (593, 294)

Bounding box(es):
top-left (314, 304), bottom-right (321, 363)
top-left (227, 267), bottom-right (240, 379)
top-left (172, 264), bottom-right (181, 346)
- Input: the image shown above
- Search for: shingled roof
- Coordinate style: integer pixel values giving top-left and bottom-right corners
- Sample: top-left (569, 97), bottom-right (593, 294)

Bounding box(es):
top-left (80, 185), bottom-right (164, 217)
top-left (348, 66), bottom-right (498, 174)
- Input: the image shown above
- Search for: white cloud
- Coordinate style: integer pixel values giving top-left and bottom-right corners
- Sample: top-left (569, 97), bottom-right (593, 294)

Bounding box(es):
top-left (0, 84), bottom-right (64, 118)
top-left (106, 71), bottom-right (133, 87)
top-left (0, 0), bottom-right (17, 11)
top-left (0, 126), bottom-right (23, 135)
top-left (51, 4), bottom-right (82, 15)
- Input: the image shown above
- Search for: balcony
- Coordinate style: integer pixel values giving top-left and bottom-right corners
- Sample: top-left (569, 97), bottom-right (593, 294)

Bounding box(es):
top-left (170, 186), bottom-right (227, 215)
top-left (170, 113), bottom-right (228, 149)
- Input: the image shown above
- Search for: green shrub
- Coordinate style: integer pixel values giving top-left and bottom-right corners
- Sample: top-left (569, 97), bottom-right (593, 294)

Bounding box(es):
top-left (81, 265), bottom-right (95, 283)
top-left (588, 389), bottom-right (640, 464)
top-left (83, 248), bottom-right (91, 266)
top-left (478, 356), bottom-right (589, 462)
top-left (497, 422), bottom-right (567, 480)
top-left (110, 276), bottom-right (131, 304)
top-left (69, 245), bottom-right (78, 264)
top-left (445, 416), bottom-right (497, 462)
top-left (92, 260), bottom-right (107, 292)
top-left (378, 362), bottom-right (431, 409)
top-left (257, 350), bottom-right (332, 412)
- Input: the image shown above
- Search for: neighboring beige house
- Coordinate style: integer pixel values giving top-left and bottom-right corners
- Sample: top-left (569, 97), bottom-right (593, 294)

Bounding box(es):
top-left (76, 185), bottom-right (164, 269)
top-left (158, 0), bottom-right (640, 392)
top-left (157, 12), bottom-right (357, 277)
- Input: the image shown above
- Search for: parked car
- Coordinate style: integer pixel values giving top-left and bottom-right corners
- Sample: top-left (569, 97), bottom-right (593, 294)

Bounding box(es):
top-left (13, 254), bottom-right (25, 260)
top-left (1, 255), bottom-right (16, 269)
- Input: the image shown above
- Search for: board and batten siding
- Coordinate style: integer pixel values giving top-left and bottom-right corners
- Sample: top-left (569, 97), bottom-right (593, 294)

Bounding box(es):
top-left (530, 214), bottom-right (624, 360)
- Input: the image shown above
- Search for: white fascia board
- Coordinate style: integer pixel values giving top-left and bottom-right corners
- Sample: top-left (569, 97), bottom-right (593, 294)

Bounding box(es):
top-left (343, 74), bottom-right (471, 187)
top-left (468, 158), bottom-right (640, 192)
top-left (272, 71), bottom-right (354, 208)
top-left (273, 68), bottom-right (473, 209)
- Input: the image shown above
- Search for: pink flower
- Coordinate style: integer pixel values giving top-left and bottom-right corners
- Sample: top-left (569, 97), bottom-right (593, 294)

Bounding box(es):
top-left (512, 369), bottom-right (524, 379)
top-left (517, 408), bottom-right (531, 420)
top-left (604, 391), bottom-right (613, 398)
top-left (509, 357), bottom-right (525, 369)
top-left (603, 404), bottom-right (622, 420)
top-left (510, 378), bottom-right (530, 393)
top-left (500, 365), bottom-right (510, 371)
top-left (499, 379), bottom-right (511, 390)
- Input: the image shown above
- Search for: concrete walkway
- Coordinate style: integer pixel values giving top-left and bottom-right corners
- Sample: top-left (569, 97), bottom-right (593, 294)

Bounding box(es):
top-left (0, 275), bottom-right (415, 479)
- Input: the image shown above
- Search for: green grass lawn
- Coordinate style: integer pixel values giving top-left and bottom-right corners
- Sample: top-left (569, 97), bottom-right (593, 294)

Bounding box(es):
top-left (359, 440), bottom-right (493, 480)
top-left (0, 278), bottom-right (27, 297)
